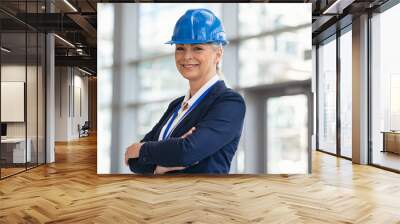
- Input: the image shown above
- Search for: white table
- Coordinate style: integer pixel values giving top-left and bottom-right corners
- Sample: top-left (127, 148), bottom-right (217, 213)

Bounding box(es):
top-left (1, 138), bottom-right (31, 163)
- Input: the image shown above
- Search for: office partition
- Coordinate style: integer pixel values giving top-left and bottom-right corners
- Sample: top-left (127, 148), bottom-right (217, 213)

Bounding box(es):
top-left (0, 1), bottom-right (47, 179)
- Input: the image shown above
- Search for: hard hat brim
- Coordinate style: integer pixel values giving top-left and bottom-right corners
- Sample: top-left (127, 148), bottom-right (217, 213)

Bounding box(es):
top-left (165, 39), bottom-right (229, 45)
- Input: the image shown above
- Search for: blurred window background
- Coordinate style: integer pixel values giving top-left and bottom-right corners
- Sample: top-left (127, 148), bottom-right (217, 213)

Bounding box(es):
top-left (97, 3), bottom-right (312, 174)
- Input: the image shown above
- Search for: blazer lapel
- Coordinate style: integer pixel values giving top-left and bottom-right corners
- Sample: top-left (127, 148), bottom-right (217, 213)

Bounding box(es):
top-left (153, 96), bottom-right (184, 141)
top-left (169, 80), bottom-right (227, 138)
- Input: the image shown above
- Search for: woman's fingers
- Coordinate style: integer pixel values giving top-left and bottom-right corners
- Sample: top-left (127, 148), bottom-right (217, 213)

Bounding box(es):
top-left (125, 157), bottom-right (127, 166)
top-left (124, 149), bottom-right (128, 165)
top-left (124, 145), bottom-right (132, 166)
top-left (153, 166), bottom-right (164, 174)
top-left (154, 166), bottom-right (172, 174)
top-left (181, 127), bottom-right (196, 138)
top-left (124, 143), bottom-right (138, 166)
top-left (154, 166), bottom-right (186, 174)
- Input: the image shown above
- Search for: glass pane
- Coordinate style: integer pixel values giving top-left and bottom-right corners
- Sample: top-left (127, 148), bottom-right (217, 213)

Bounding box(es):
top-left (98, 68), bottom-right (113, 108)
top-left (390, 75), bottom-right (400, 130)
top-left (97, 68), bottom-right (112, 174)
top-left (26, 0), bottom-right (39, 13)
top-left (138, 56), bottom-right (186, 102)
top-left (239, 27), bottom-right (311, 87)
top-left (317, 38), bottom-right (337, 154)
top-left (1, 31), bottom-right (27, 177)
top-left (98, 105), bottom-right (112, 174)
top-left (38, 33), bottom-right (45, 164)
top-left (340, 30), bottom-right (352, 158)
top-left (0, 3), bottom-right (28, 32)
top-left (371, 4), bottom-right (400, 171)
top-left (137, 102), bottom-right (169, 140)
top-left (239, 4), bottom-right (310, 37)
top-left (27, 32), bottom-right (38, 168)
top-left (98, 4), bottom-right (114, 69)
top-left (266, 94), bottom-right (308, 174)
top-left (139, 3), bottom-right (221, 57)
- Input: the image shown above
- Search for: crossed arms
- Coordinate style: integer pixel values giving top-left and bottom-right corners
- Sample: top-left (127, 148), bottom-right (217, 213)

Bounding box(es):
top-left (125, 127), bottom-right (196, 174)
top-left (125, 91), bottom-right (246, 174)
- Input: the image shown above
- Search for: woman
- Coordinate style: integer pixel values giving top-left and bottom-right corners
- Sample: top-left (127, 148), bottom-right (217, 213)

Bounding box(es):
top-left (124, 8), bottom-right (246, 174)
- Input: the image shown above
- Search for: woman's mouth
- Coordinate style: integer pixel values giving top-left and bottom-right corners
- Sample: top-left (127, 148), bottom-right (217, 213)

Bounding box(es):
top-left (182, 64), bottom-right (199, 69)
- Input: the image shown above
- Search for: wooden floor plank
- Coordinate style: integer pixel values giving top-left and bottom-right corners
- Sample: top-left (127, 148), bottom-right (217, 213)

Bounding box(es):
top-left (0, 134), bottom-right (400, 223)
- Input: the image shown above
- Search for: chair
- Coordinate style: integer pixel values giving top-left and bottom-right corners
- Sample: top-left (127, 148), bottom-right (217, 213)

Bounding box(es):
top-left (79, 121), bottom-right (90, 138)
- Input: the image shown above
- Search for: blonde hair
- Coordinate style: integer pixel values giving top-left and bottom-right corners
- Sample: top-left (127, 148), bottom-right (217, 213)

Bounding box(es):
top-left (216, 63), bottom-right (225, 80)
top-left (212, 44), bottom-right (225, 80)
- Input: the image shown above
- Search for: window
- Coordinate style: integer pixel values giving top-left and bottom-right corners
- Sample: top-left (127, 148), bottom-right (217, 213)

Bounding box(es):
top-left (98, 3), bottom-right (312, 174)
top-left (371, 3), bottom-right (400, 171)
top-left (137, 57), bottom-right (186, 102)
top-left (317, 37), bottom-right (337, 154)
top-left (238, 4), bottom-right (310, 37)
top-left (238, 4), bottom-right (311, 87)
top-left (239, 27), bottom-right (311, 87)
top-left (266, 94), bottom-right (308, 173)
top-left (339, 29), bottom-right (352, 158)
top-left (98, 4), bottom-right (114, 69)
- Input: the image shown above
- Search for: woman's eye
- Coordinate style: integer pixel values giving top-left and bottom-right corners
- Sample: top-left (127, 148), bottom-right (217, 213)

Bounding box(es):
top-left (176, 47), bottom-right (184, 51)
top-left (194, 47), bottom-right (203, 51)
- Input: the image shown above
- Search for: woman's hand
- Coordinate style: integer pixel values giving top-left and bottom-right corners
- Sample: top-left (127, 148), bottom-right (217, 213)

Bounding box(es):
top-left (154, 165), bottom-right (186, 174)
top-left (180, 127), bottom-right (196, 138)
top-left (153, 127), bottom-right (196, 174)
top-left (124, 142), bottom-right (144, 165)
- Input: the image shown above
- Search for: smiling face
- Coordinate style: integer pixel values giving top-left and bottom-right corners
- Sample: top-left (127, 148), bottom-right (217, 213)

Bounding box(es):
top-left (175, 44), bottom-right (222, 82)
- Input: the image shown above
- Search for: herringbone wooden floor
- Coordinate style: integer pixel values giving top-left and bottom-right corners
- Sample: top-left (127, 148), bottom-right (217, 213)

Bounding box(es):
top-left (1, 135), bottom-right (400, 223)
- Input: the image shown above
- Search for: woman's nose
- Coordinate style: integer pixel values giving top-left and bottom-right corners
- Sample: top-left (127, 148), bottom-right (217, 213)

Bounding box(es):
top-left (183, 50), bottom-right (193, 60)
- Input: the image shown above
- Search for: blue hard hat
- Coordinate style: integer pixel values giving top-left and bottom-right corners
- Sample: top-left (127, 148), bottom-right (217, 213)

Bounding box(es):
top-left (165, 8), bottom-right (229, 46)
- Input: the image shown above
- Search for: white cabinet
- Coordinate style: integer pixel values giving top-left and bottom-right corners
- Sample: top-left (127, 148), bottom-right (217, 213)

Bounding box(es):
top-left (1, 138), bottom-right (32, 163)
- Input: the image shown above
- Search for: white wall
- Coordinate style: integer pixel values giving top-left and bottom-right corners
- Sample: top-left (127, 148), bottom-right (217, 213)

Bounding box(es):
top-left (1, 63), bottom-right (47, 163)
top-left (55, 67), bottom-right (69, 141)
top-left (1, 65), bottom-right (26, 135)
top-left (72, 73), bottom-right (89, 138)
top-left (55, 67), bottom-right (89, 141)
top-left (1, 65), bottom-right (38, 138)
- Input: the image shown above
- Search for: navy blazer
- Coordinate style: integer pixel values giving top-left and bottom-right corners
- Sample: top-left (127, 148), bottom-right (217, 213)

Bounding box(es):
top-left (128, 80), bottom-right (246, 174)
